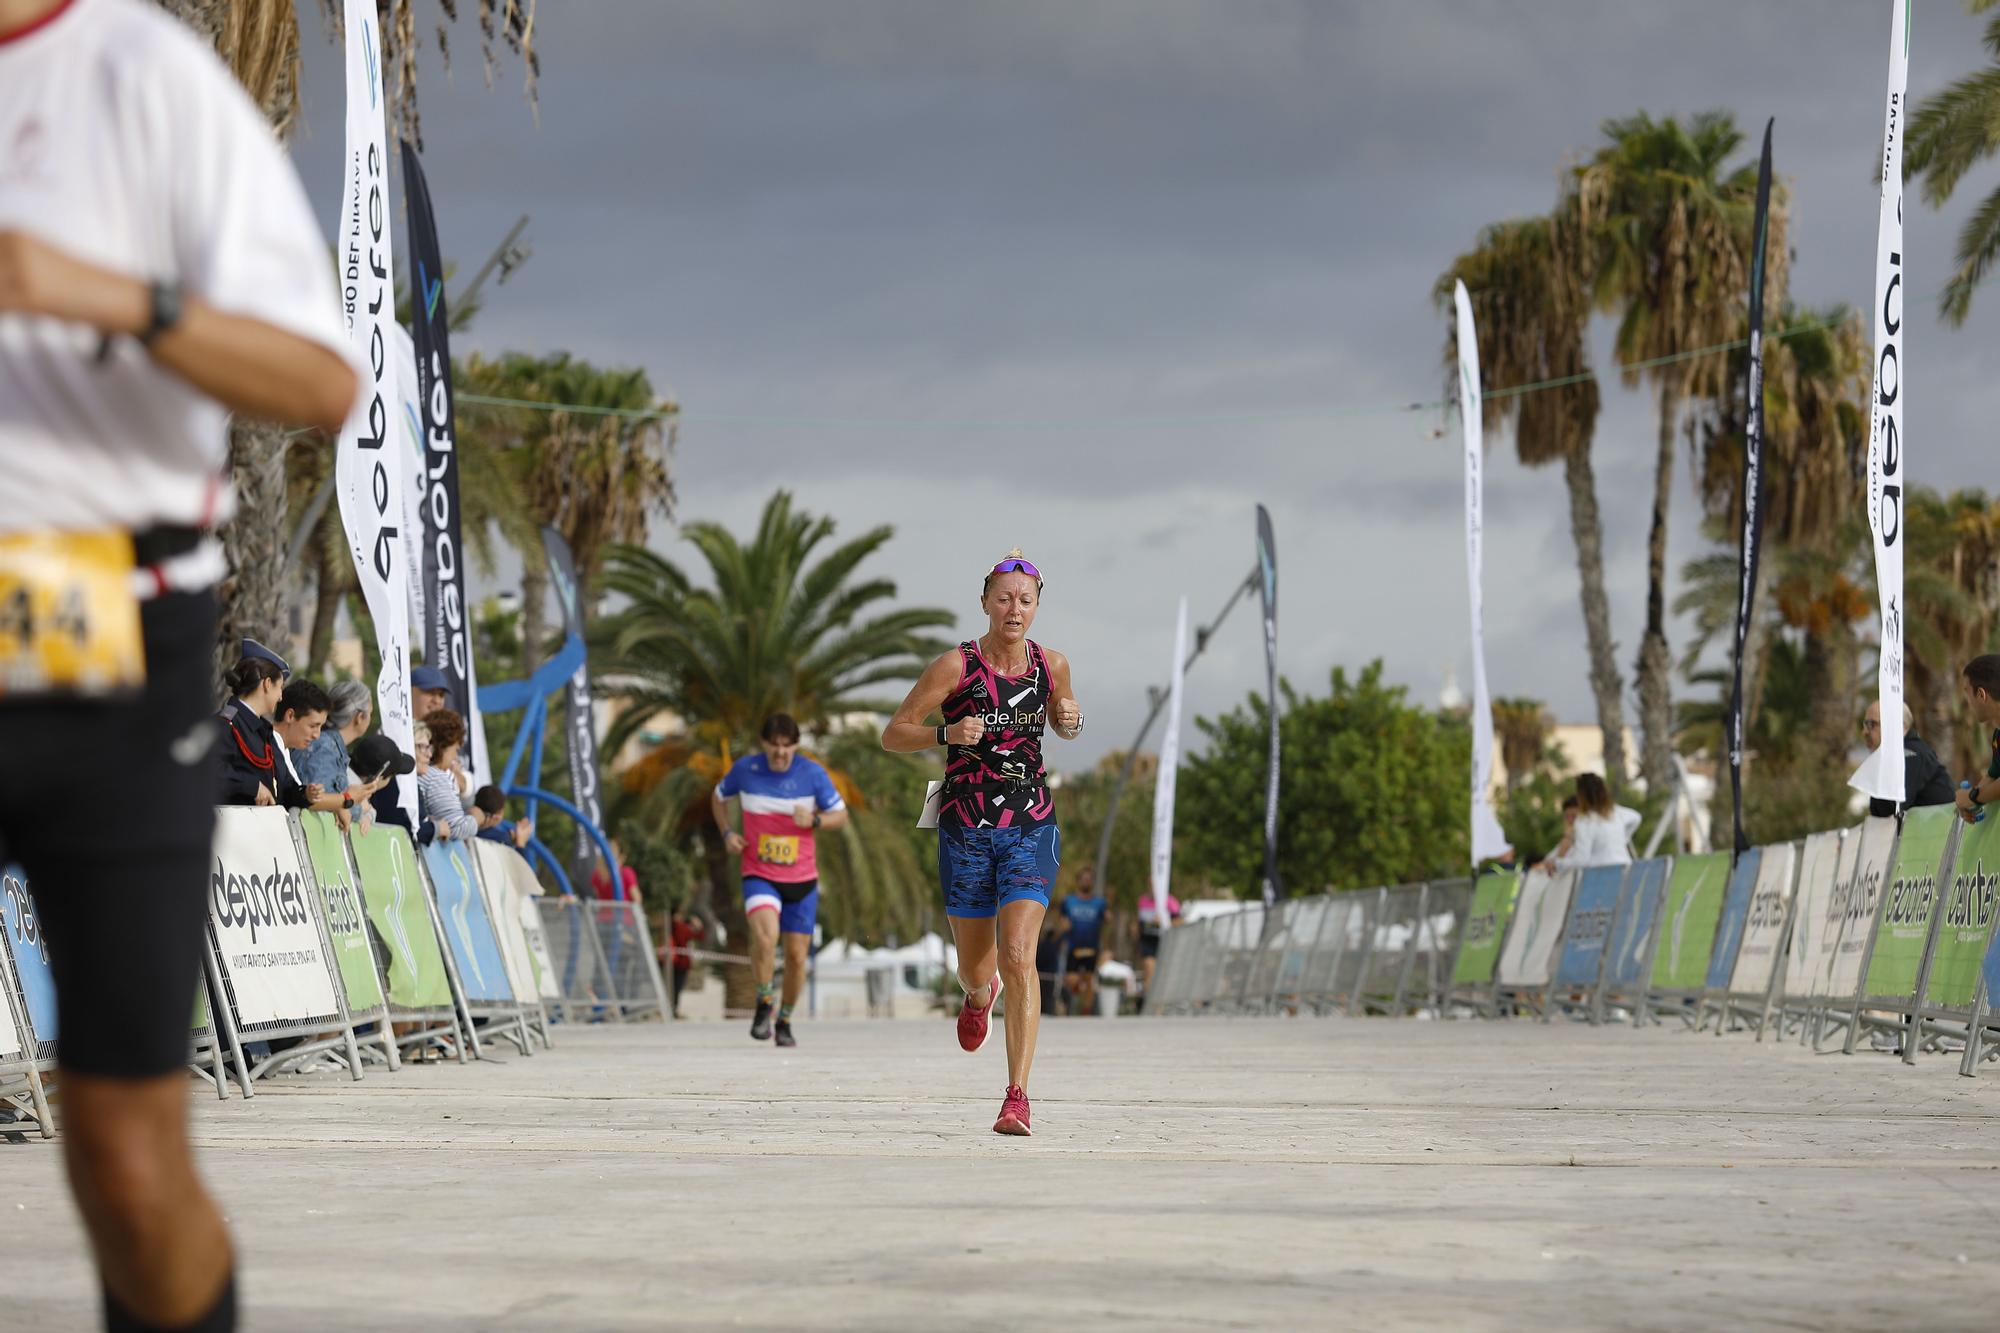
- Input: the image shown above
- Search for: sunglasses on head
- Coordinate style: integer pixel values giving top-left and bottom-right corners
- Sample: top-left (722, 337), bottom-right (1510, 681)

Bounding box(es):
top-left (991, 557), bottom-right (1041, 579)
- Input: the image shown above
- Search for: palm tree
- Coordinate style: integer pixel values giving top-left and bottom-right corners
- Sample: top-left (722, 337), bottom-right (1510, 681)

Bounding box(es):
top-left (155, 0), bottom-right (538, 681)
top-left (1490, 697), bottom-right (1552, 791)
top-left (1437, 202), bottom-right (1630, 788)
top-left (592, 492), bottom-right (957, 981)
top-left (1578, 110), bottom-right (1784, 797)
top-left (1908, 0), bottom-right (2000, 325)
top-left (1684, 304), bottom-right (1869, 761)
top-left (449, 352), bottom-right (678, 672)
top-left (1903, 488), bottom-right (2000, 769)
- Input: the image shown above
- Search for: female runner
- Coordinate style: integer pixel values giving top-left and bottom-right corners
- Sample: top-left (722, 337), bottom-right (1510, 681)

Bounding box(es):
top-left (883, 551), bottom-right (1082, 1135)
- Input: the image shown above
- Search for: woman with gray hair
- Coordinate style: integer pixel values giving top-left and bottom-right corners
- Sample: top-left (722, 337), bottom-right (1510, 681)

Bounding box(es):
top-left (296, 678), bottom-right (373, 792)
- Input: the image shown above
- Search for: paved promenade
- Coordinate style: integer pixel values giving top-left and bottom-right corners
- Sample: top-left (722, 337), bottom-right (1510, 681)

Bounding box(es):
top-left (5, 1015), bottom-right (1998, 1330)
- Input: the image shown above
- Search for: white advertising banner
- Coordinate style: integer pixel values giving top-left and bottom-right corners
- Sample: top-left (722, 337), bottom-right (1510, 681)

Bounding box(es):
top-left (1850, 0), bottom-right (1911, 804)
top-left (1820, 816), bottom-right (1897, 999)
top-left (1147, 597), bottom-right (1189, 933)
top-left (1728, 841), bottom-right (1799, 993)
top-left (1497, 867), bottom-right (1575, 988)
top-left (471, 841), bottom-right (546, 1008)
top-left (0, 952), bottom-right (22, 1062)
top-left (1455, 281), bottom-right (1510, 863)
top-left (1782, 830), bottom-right (1850, 1001)
top-left (334, 0), bottom-right (417, 823)
top-left (209, 808), bottom-right (341, 1027)
top-left (394, 323), bottom-right (427, 649)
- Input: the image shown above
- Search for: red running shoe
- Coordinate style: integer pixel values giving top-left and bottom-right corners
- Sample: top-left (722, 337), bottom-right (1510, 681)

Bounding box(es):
top-left (994, 1084), bottom-right (1032, 1136)
top-left (957, 975), bottom-right (1002, 1053)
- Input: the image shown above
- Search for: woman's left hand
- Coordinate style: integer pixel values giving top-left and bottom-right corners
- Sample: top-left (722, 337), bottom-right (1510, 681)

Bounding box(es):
top-left (1052, 698), bottom-right (1082, 735)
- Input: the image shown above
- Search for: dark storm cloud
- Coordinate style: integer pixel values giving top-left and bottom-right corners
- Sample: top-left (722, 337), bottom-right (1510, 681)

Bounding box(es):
top-left (288, 1), bottom-right (1998, 770)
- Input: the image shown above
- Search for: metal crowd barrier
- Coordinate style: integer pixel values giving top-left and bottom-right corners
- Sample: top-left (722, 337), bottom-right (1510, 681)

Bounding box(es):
top-left (1145, 810), bottom-right (2000, 1079)
top-left (0, 808), bottom-right (668, 1136)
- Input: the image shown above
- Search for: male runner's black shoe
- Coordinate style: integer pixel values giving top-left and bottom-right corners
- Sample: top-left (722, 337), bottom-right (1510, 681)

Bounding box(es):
top-left (751, 1000), bottom-right (774, 1040)
top-left (773, 1020), bottom-right (797, 1048)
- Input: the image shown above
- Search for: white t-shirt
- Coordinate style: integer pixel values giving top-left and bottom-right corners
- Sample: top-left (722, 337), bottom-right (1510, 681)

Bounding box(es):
top-left (0, 0), bottom-right (351, 535)
top-left (1554, 806), bottom-right (1643, 870)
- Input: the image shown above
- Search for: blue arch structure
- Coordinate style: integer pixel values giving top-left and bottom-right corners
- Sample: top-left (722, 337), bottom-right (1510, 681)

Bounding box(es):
top-left (477, 634), bottom-right (623, 899)
top-left (505, 785), bottom-right (629, 994)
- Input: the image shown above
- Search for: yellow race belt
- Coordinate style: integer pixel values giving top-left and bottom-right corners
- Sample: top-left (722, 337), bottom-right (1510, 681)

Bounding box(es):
top-left (0, 531), bottom-right (147, 699)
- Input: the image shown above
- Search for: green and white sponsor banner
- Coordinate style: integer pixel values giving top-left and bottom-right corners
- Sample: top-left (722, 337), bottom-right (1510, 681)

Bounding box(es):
top-left (348, 822), bottom-right (454, 1011)
top-left (1651, 852), bottom-right (1730, 991)
top-left (471, 841), bottom-right (544, 1010)
top-left (299, 813), bottom-right (387, 1014)
top-left (1496, 867), bottom-right (1574, 989)
top-left (1727, 841), bottom-right (1797, 994)
top-left (1450, 870), bottom-right (1519, 986)
top-left (1821, 817), bottom-right (1897, 999)
top-left (210, 807), bottom-right (341, 1028)
top-left (1782, 830), bottom-right (1850, 1000)
top-left (1863, 804), bottom-right (1955, 1002)
top-left (1925, 812), bottom-right (2000, 1010)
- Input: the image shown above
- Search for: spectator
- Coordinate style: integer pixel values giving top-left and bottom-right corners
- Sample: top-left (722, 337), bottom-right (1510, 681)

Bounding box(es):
top-left (667, 899), bottom-right (706, 1019)
top-left (269, 679), bottom-right (382, 827)
top-left (410, 664), bottom-right (473, 802)
top-left (1535, 795), bottom-right (1582, 871)
top-left (216, 641), bottom-right (289, 807)
top-left (417, 711), bottom-right (478, 844)
top-left (1864, 701), bottom-right (1955, 819)
top-left (297, 679), bottom-right (371, 792)
top-left (590, 835), bottom-right (640, 902)
top-left (1549, 774), bottom-right (1640, 870)
top-left (473, 784), bottom-right (534, 854)
top-left (411, 665), bottom-right (452, 722)
top-left (352, 733), bottom-right (417, 837)
top-left (1957, 656), bottom-right (2000, 824)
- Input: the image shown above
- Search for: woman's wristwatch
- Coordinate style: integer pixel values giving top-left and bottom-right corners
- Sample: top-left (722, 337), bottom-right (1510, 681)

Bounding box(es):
top-left (936, 724), bottom-right (949, 747)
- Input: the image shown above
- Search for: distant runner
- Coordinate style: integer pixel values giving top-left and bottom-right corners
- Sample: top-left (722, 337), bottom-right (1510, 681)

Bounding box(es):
top-left (883, 550), bottom-right (1084, 1135)
top-left (1056, 866), bottom-right (1110, 1016)
top-left (1135, 886), bottom-right (1182, 1006)
top-left (712, 712), bottom-right (848, 1048)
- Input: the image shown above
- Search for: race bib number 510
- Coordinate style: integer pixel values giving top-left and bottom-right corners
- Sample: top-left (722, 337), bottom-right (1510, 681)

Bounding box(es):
top-left (756, 833), bottom-right (800, 867)
top-left (0, 532), bottom-right (146, 699)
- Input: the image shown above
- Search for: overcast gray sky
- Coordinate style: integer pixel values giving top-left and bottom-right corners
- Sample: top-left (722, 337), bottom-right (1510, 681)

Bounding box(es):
top-left (292, 1), bottom-right (1997, 773)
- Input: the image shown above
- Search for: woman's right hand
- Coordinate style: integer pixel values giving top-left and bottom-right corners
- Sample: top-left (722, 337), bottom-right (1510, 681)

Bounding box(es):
top-left (946, 716), bottom-right (987, 746)
top-left (724, 830), bottom-right (747, 856)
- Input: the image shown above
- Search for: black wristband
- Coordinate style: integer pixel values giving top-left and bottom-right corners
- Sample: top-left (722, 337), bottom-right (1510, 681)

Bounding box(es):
top-left (936, 724), bottom-right (948, 747)
top-left (139, 280), bottom-right (183, 346)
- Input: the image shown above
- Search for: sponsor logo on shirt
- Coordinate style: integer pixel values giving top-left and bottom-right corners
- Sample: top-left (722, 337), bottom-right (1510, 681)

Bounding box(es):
top-left (2, 117), bottom-right (46, 182)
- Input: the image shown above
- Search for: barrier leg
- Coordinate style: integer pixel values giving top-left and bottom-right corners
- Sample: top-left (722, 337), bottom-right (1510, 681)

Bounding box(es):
top-left (1962, 978), bottom-right (1990, 1078)
top-left (19, 1067), bottom-right (53, 1139)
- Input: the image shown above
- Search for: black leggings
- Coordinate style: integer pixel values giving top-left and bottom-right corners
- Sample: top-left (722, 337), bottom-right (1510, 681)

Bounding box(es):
top-left (0, 590), bottom-right (218, 1077)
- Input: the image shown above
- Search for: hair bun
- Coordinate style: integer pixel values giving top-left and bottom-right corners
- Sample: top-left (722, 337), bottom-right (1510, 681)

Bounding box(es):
top-left (1004, 546), bottom-right (1024, 559)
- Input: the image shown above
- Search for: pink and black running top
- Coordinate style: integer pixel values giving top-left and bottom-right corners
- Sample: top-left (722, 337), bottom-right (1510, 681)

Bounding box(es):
top-left (941, 638), bottom-right (1056, 829)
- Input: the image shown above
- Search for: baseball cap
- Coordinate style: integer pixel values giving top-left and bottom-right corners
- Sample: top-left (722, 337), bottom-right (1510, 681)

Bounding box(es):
top-left (350, 734), bottom-right (416, 781)
top-left (410, 666), bottom-right (450, 693)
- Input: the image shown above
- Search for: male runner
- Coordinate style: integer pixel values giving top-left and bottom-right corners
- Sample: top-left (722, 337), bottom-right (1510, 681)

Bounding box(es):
top-left (1056, 866), bottom-right (1111, 1016)
top-left (712, 712), bottom-right (848, 1047)
top-left (1, 0), bottom-right (358, 1326)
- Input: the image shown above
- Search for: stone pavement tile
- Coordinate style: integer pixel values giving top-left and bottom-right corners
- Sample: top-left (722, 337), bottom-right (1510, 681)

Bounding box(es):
top-left (2, 1016), bottom-right (1997, 1330)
